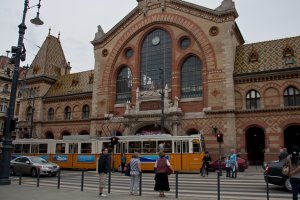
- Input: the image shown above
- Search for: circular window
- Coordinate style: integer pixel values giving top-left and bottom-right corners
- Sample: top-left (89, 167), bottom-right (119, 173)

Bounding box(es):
top-left (209, 26), bottom-right (219, 36)
top-left (180, 37), bottom-right (190, 49)
top-left (125, 48), bottom-right (133, 58)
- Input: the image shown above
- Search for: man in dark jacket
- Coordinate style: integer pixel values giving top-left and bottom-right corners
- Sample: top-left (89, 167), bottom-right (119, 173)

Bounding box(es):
top-left (98, 147), bottom-right (110, 197)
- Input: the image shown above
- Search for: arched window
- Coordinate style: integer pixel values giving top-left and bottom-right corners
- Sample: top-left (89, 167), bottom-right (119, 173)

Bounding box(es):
top-left (140, 29), bottom-right (172, 90)
top-left (284, 86), bottom-right (300, 106)
top-left (116, 67), bottom-right (132, 104)
top-left (181, 56), bottom-right (202, 98)
top-left (64, 106), bottom-right (71, 120)
top-left (246, 90), bottom-right (260, 109)
top-left (26, 106), bottom-right (33, 121)
top-left (82, 105), bottom-right (90, 119)
top-left (48, 108), bottom-right (54, 121)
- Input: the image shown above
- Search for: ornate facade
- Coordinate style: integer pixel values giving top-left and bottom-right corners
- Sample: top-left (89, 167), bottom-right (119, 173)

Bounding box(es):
top-left (9, 0), bottom-right (300, 163)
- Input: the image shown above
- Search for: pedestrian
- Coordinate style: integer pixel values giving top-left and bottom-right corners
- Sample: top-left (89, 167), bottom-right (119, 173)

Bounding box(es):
top-left (230, 149), bottom-right (237, 178)
top-left (121, 153), bottom-right (126, 173)
top-left (98, 147), bottom-right (110, 197)
top-left (129, 152), bottom-right (141, 196)
top-left (225, 156), bottom-right (231, 177)
top-left (200, 151), bottom-right (211, 177)
top-left (279, 147), bottom-right (288, 161)
top-left (287, 146), bottom-right (300, 200)
top-left (154, 151), bottom-right (174, 197)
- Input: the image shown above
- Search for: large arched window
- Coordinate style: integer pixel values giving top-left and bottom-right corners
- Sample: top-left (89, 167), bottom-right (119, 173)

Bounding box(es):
top-left (181, 55), bottom-right (202, 98)
top-left (82, 105), bottom-right (90, 119)
top-left (26, 106), bottom-right (33, 121)
top-left (284, 86), bottom-right (300, 106)
top-left (140, 29), bottom-right (172, 90)
top-left (246, 90), bottom-right (260, 109)
top-left (116, 67), bottom-right (132, 104)
top-left (64, 106), bottom-right (71, 120)
top-left (48, 108), bottom-right (54, 121)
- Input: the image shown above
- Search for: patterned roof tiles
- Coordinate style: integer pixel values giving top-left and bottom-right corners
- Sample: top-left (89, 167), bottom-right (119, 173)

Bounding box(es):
top-left (45, 70), bottom-right (94, 97)
top-left (234, 36), bottom-right (300, 75)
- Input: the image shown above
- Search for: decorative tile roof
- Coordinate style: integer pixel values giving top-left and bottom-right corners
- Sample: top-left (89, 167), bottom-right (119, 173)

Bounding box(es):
top-left (44, 70), bottom-right (94, 98)
top-left (27, 35), bottom-right (68, 79)
top-left (234, 36), bottom-right (300, 75)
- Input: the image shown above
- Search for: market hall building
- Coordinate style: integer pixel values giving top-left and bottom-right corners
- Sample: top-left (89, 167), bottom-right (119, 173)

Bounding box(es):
top-left (11, 0), bottom-right (300, 163)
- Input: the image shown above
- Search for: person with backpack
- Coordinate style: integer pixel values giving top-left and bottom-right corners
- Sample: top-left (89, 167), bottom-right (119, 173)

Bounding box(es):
top-left (288, 146), bottom-right (300, 200)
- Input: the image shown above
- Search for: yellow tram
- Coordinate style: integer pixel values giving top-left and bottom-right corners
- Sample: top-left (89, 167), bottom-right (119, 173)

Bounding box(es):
top-left (11, 134), bottom-right (205, 172)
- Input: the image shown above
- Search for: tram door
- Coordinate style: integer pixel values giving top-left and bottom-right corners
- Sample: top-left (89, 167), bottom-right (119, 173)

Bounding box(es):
top-left (174, 140), bottom-right (189, 170)
top-left (69, 143), bottom-right (78, 168)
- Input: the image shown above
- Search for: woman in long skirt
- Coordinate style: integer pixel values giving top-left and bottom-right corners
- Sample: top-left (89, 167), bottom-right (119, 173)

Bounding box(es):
top-left (154, 151), bottom-right (174, 197)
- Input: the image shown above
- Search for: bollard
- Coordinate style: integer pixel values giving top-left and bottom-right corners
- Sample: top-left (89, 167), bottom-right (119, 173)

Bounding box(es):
top-left (266, 172), bottom-right (269, 200)
top-left (175, 172), bottom-right (178, 199)
top-left (81, 169), bottom-right (84, 191)
top-left (139, 172), bottom-right (142, 196)
top-left (37, 168), bottom-right (40, 187)
top-left (19, 173), bottom-right (22, 185)
top-left (108, 169), bottom-right (111, 194)
top-left (57, 170), bottom-right (61, 189)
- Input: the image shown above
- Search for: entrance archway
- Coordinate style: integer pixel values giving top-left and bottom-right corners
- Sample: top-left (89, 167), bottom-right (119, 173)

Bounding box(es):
top-left (284, 125), bottom-right (300, 153)
top-left (246, 127), bottom-right (265, 165)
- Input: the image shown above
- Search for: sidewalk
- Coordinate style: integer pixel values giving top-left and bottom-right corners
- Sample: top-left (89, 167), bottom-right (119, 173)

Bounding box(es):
top-left (0, 183), bottom-right (202, 200)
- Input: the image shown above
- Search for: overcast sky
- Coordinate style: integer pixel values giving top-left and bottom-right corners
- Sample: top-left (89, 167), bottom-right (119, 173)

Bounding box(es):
top-left (1, 0), bottom-right (300, 73)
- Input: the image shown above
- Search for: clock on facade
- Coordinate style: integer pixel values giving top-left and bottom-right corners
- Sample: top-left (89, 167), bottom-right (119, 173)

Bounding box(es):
top-left (152, 36), bottom-right (160, 45)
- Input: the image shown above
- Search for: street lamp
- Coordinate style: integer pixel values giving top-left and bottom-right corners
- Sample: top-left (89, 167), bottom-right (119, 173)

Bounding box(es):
top-left (0, 0), bottom-right (43, 185)
top-left (159, 68), bottom-right (165, 134)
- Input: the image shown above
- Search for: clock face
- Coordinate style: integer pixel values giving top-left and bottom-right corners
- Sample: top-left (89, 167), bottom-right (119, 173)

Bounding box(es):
top-left (152, 36), bottom-right (160, 45)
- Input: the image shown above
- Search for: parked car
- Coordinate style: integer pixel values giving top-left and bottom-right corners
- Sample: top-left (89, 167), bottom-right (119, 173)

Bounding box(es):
top-left (208, 156), bottom-right (248, 172)
top-left (264, 159), bottom-right (292, 192)
top-left (10, 156), bottom-right (60, 177)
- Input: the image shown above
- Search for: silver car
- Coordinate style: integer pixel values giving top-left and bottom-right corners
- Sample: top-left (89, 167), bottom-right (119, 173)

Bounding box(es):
top-left (10, 156), bottom-right (60, 177)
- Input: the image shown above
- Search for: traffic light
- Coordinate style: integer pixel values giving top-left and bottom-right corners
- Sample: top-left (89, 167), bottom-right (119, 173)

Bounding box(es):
top-left (217, 133), bottom-right (223, 143)
top-left (9, 46), bottom-right (18, 64)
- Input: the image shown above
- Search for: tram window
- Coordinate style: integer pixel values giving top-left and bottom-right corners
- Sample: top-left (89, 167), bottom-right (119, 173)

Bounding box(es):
top-left (56, 143), bottom-right (65, 153)
top-left (115, 143), bottom-right (121, 153)
top-left (81, 143), bottom-right (92, 154)
top-left (39, 144), bottom-right (48, 153)
top-left (14, 144), bottom-right (22, 153)
top-left (158, 140), bottom-right (172, 153)
top-left (129, 141), bottom-right (141, 153)
top-left (103, 142), bottom-right (110, 149)
top-left (23, 144), bottom-right (30, 153)
top-left (182, 141), bottom-right (189, 153)
top-left (192, 139), bottom-right (200, 153)
top-left (142, 141), bottom-right (156, 153)
top-left (31, 144), bottom-right (39, 153)
top-left (69, 143), bottom-right (78, 154)
top-left (164, 141), bottom-right (172, 153)
top-left (174, 141), bottom-right (181, 153)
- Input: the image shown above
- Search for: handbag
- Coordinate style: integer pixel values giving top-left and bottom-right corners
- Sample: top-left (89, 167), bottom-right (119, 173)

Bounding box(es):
top-left (166, 166), bottom-right (173, 175)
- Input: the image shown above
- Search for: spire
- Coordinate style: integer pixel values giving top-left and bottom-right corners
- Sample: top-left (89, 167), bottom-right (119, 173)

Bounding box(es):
top-left (48, 27), bottom-right (51, 36)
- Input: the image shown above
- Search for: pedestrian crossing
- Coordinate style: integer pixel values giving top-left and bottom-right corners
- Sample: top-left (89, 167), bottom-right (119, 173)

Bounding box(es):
top-left (10, 170), bottom-right (291, 200)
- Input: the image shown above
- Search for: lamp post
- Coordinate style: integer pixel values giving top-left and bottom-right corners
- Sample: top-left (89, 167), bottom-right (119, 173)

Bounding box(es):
top-left (159, 68), bottom-right (165, 134)
top-left (0, 0), bottom-right (43, 185)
